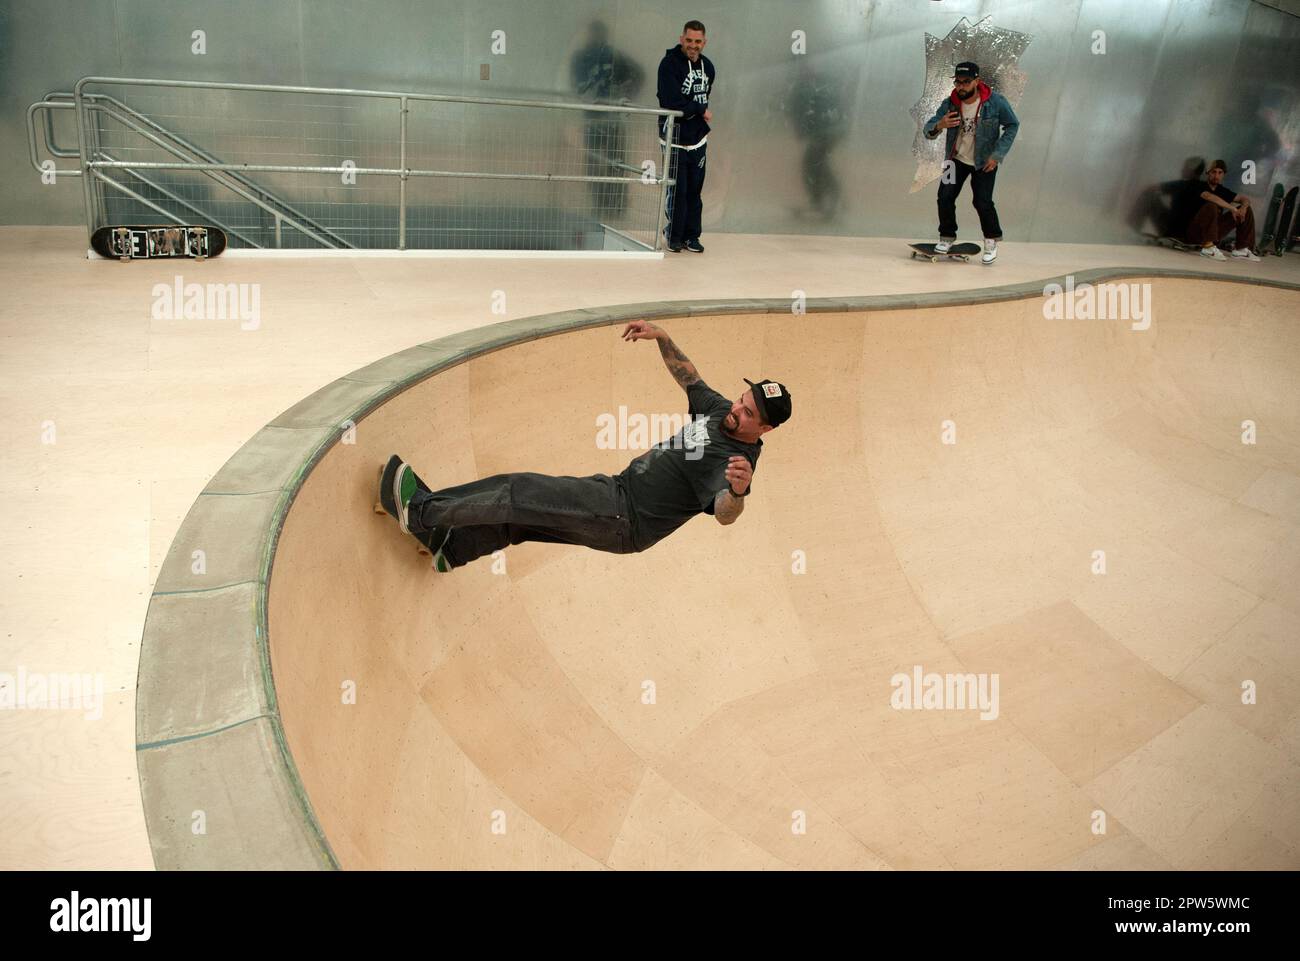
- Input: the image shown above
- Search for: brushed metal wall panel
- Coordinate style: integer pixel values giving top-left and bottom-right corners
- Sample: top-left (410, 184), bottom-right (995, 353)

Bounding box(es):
top-left (4, 0), bottom-right (1298, 243)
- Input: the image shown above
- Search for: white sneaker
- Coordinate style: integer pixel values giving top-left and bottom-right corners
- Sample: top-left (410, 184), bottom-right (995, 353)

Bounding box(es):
top-left (1200, 245), bottom-right (1227, 261)
top-left (1231, 248), bottom-right (1261, 262)
top-left (981, 239), bottom-right (998, 265)
top-left (935, 240), bottom-right (953, 254)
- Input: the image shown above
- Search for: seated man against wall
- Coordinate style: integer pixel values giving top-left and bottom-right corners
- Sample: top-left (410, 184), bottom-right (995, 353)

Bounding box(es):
top-left (1176, 159), bottom-right (1260, 262)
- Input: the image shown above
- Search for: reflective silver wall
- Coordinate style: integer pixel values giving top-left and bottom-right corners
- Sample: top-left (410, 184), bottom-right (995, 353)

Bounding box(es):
top-left (4, 0), bottom-right (1298, 244)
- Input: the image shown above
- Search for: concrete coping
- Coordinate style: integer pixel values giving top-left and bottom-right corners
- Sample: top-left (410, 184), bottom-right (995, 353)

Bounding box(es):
top-left (134, 267), bottom-right (1300, 869)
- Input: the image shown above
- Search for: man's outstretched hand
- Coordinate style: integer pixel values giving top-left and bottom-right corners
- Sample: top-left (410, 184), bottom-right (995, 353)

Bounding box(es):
top-left (725, 456), bottom-right (752, 496)
top-left (622, 320), bottom-right (664, 342)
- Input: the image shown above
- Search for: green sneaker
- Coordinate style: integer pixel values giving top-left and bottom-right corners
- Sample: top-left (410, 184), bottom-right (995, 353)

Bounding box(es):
top-left (378, 455), bottom-right (419, 533)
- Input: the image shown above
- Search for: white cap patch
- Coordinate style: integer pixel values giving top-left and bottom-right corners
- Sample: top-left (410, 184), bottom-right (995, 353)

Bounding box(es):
top-left (762, 383), bottom-right (782, 398)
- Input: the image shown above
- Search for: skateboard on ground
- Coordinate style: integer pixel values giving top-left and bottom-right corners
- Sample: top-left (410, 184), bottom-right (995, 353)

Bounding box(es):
top-left (1149, 234), bottom-right (1199, 253)
top-left (908, 242), bottom-right (981, 263)
top-left (90, 225), bottom-right (226, 261)
top-left (1274, 186), bottom-right (1298, 256)
top-left (374, 456), bottom-right (447, 562)
top-left (1258, 183), bottom-right (1284, 253)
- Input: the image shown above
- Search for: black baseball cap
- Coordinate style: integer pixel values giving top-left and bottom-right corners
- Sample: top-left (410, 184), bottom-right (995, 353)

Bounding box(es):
top-left (743, 378), bottom-right (792, 428)
top-left (954, 62), bottom-right (980, 80)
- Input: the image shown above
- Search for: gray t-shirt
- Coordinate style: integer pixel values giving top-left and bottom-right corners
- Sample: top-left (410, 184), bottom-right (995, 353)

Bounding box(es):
top-left (617, 381), bottom-right (763, 551)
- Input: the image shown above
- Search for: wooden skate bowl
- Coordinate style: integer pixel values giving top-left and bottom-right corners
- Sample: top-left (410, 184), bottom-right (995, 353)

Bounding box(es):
top-left (136, 272), bottom-right (1300, 870)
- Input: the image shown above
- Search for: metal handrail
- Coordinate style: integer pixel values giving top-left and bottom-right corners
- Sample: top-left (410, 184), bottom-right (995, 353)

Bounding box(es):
top-left (27, 101), bottom-right (81, 175)
top-left (87, 160), bottom-right (657, 183)
top-left (38, 96), bottom-right (79, 157)
top-left (35, 91), bottom-right (351, 247)
top-left (72, 75), bottom-right (681, 116)
top-left (80, 103), bottom-right (339, 248)
top-left (34, 75), bottom-right (681, 251)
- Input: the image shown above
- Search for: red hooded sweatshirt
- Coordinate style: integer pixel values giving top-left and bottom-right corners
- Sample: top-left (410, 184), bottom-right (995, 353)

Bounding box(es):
top-left (945, 81), bottom-right (992, 159)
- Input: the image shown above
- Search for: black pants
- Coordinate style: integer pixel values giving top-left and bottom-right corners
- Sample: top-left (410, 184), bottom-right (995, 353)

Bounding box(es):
top-left (665, 143), bottom-right (707, 243)
top-left (937, 159), bottom-right (1002, 240)
top-left (408, 471), bottom-right (636, 569)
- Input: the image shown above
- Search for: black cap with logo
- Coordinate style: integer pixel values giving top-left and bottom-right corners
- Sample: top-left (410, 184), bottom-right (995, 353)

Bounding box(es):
top-left (744, 378), bottom-right (793, 428)
top-left (953, 61), bottom-right (980, 79)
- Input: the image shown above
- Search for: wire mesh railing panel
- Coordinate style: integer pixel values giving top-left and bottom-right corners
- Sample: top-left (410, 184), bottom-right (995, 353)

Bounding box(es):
top-left (74, 79), bottom-right (674, 252)
top-left (402, 99), bottom-right (664, 250)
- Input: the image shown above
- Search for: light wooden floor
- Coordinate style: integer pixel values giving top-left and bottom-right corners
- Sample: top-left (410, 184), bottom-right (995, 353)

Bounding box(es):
top-left (1, 226), bottom-right (1296, 869)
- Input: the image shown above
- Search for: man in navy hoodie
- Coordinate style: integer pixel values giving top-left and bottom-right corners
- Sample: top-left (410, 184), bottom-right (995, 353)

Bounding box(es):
top-left (922, 62), bottom-right (1020, 264)
top-left (656, 20), bottom-right (715, 253)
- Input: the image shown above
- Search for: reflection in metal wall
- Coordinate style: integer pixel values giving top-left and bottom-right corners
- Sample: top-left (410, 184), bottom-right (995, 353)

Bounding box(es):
top-left (907, 16), bottom-right (1032, 194)
top-left (7, 0), bottom-right (1300, 244)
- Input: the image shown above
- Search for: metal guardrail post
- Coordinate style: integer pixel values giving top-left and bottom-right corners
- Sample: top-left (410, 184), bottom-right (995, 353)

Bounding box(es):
top-left (399, 96), bottom-right (408, 251)
top-left (74, 89), bottom-right (97, 243)
top-left (89, 100), bottom-right (107, 227)
top-left (655, 115), bottom-right (675, 252)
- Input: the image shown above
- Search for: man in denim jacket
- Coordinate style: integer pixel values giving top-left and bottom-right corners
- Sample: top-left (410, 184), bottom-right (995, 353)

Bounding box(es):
top-left (922, 62), bottom-right (1020, 264)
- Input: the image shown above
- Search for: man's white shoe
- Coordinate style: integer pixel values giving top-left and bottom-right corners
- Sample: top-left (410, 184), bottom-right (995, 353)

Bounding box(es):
top-left (935, 240), bottom-right (953, 254)
top-left (981, 239), bottom-right (998, 265)
top-left (1200, 245), bottom-right (1227, 261)
top-left (1231, 248), bottom-right (1261, 262)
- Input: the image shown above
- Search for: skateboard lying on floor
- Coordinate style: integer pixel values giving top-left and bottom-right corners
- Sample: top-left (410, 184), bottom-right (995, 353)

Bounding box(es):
top-left (1150, 235), bottom-right (1199, 252)
top-left (90, 225), bottom-right (226, 261)
top-left (374, 456), bottom-right (445, 561)
top-left (908, 242), bottom-right (981, 263)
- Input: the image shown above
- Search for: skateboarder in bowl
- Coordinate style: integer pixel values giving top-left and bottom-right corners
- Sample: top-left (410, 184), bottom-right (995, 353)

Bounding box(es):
top-left (921, 61), bottom-right (1019, 265)
top-left (376, 321), bottom-right (792, 571)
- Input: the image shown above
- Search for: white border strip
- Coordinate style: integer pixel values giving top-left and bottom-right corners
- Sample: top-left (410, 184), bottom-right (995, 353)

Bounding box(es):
top-left (88, 247), bottom-right (666, 261)
top-left (221, 248), bottom-right (666, 260)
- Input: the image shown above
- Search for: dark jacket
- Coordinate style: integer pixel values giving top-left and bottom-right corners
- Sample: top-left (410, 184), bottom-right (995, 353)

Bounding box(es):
top-left (656, 45), bottom-right (714, 147)
top-left (923, 81), bottom-right (1019, 167)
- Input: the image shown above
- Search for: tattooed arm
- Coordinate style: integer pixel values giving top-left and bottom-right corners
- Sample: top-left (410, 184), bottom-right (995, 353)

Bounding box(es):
top-left (714, 456), bottom-right (752, 525)
top-left (713, 488), bottom-right (745, 525)
top-left (621, 321), bottom-right (701, 389)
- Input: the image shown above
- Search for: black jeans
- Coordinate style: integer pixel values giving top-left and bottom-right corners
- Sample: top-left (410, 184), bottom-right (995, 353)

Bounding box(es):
top-left (937, 159), bottom-right (1002, 240)
top-left (408, 472), bottom-right (636, 569)
top-left (665, 143), bottom-right (707, 243)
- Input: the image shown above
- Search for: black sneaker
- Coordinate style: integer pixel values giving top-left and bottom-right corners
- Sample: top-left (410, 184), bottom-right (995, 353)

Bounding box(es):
top-left (667, 240), bottom-right (684, 252)
top-left (684, 239), bottom-right (704, 253)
